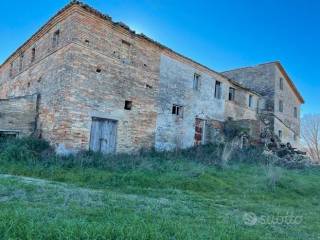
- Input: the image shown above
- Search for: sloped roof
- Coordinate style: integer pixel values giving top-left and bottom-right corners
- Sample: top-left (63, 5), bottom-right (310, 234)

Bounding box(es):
top-left (222, 61), bottom-right (304, 104)
top-left (0, 0), bottom-right (259, 95)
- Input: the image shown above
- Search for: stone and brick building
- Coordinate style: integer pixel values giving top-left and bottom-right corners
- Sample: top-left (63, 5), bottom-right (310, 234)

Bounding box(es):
top-left (0, 1), bottom-right (303, 154)
top-left (223, 62), bottom-right (304, 147)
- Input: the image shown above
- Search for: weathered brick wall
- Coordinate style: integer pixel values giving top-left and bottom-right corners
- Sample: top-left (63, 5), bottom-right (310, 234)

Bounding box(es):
top-left (0, 2), bottom-right (263, 153)
top-left (0, 9), bottom-right (78, 147)
top-left (0, 94), bottom-right (38, 135)
top-left (58, 9), bottom-right (161, 153)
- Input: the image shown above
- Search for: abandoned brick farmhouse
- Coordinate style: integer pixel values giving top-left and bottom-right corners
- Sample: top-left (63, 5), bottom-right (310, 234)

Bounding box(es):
top-left (0, 1), bottom-right (304, 154)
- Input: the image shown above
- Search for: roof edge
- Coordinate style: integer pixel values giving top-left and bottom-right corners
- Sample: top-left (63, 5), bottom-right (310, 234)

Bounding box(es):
top-left (0, 1), bottom-right (262, 95)
top-left (222, 61), bottom-right (304, 104)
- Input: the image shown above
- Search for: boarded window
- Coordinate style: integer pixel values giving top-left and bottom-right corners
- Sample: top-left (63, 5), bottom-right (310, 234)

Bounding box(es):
top-left (280, 77), bottom-right (284, 90)
top-left (31, 48), bottom-right (36, 63)
top-left (248, 95), bottom-right (253, 108)
top-left (279, 100), bottom-right (283, 112)
top-left (193, 73), bottom-right (201, 91)
top-left (172, 104), bottom-right (183, 117)
top-left (52, 30), bottom-right (60, 48)
top-left (294, 107), bottom-right (298, 118)
top-left (214, 81), bottom-right (222, 99)
top-left (229, 87), bottom-right (235, 101)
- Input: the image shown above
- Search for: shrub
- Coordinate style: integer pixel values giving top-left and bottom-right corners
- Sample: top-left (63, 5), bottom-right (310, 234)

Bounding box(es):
top-left (0, 137), bottom-right (50, 163)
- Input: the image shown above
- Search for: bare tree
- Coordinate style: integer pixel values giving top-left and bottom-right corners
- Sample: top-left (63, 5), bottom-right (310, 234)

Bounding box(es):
top-left (301, 114), bottom-right (320, 163)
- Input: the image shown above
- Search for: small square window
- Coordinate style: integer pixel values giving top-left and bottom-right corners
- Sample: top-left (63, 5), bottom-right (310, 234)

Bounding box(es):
top-left (124, 100), bottom-right (132, 110)
top-left (172, 104), bottom-right (183, 117)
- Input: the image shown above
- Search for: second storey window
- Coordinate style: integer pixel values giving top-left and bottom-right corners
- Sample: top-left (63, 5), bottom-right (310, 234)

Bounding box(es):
top-left (121, 40), bottom-right (131, 61)
top-left (172, 104), bottom-right (183, 118)
top-left (193, 73), bottom-right (201, 91)
top-left (229, 87), bottom-right (235, 101)
top-left (214, 81), bottom-right (222, 99)
top-left (52, 30), bottom-right (60, 48)
top-left (9, 62), bottom-right (13, 78)
top-left (248, 94), bottom-right (253, 108)
top-left (279, 100), bottom-right (284, 112)
top-left (31, 48), bottom-right (36, 63)
top-left (19, 53), bottom-right (24, 72)
top-left (280, 77), bottom-right (284, 90)
top-left (294, 107), bottom-right (298, 118)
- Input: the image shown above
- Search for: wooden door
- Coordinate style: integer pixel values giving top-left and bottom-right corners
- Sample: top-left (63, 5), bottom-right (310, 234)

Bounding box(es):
top-left (90, 118), bottom-right (117, 154)
top-left (194, 118), bottom-right (206, 146)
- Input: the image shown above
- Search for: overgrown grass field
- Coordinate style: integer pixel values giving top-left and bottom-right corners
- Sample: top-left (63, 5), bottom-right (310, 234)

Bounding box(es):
top-left (0, 138), bottom-right (319, 239)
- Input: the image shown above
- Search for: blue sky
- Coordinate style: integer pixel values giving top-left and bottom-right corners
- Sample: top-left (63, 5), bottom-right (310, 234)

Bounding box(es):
top-left (1, 0), bottom-right (319, 115)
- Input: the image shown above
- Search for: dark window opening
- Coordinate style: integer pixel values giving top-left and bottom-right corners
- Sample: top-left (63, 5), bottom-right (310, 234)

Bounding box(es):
top-left (279, 100), bottom-right (283, 112)
top-left (280, 77), bottom-right (284, 90)
top-left (145, 84), bottom-right (153, 89)
top-left (124, 100), bottom-right (132, 110)
top-left (193, 73), bottom-right (201, 91)
top-left (19, 53), bottom-right (24, 72)
top-left (27, 82), bottom-right (30, 87)
top-left (172, 104), bottom-right (183, 117)
top-left (9, 62), bottom-right (13, 78)
top-left (214, 81), bottom-right (222, 99)
top-left (31, 48), bottom-right (36, 62)
top-left (278, 130), bottom-right (282, 139)
top-left (96, 68), bottom-right (102, 73)
top-left (294, 107), bottom-right (298, 118)
top-left (85, 39), bottom-right (90, 45)
top-left (249, 95), bottom-right (253, 107)
top-left (52, 30), bottom-right (60, 48)
top-left (229, 87), bottom-right (235, 101)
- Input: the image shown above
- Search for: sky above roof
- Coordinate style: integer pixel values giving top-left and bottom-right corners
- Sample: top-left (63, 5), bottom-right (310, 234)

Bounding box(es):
top-left (1, 0), bottom-right (319, 115)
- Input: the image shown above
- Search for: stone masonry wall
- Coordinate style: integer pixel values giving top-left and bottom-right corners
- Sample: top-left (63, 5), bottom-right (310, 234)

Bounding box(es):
top-left (155, 54), bottom-right (258, 151)
top-left (274, 66), bottom-right (301, 143)
top-left (222, 63), bottom-right (302, 147)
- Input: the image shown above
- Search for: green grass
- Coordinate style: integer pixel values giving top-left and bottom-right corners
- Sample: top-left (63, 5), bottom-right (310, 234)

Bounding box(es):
top-left (0, 138), bottom-right (319, 239)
